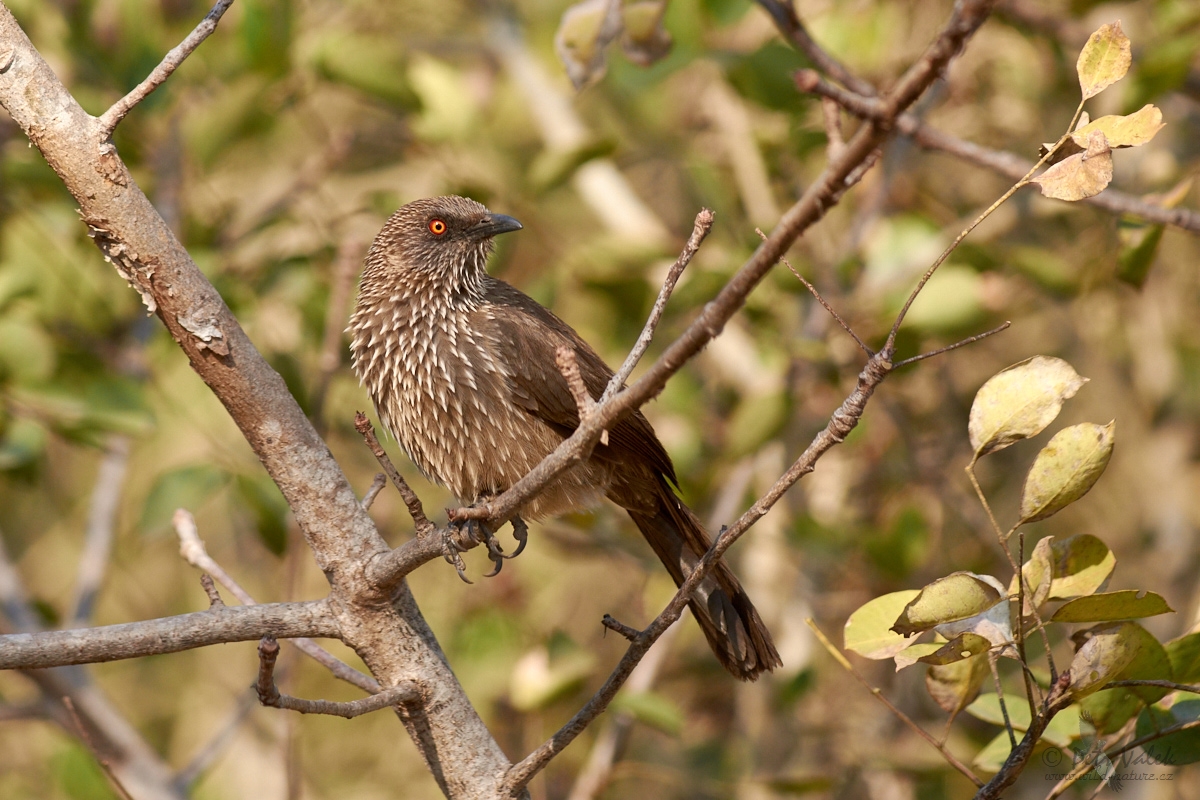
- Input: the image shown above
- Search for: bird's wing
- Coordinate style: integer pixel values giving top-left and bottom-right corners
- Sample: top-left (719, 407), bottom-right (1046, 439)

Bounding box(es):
top-left (479, 278), bottom-right (676, 483)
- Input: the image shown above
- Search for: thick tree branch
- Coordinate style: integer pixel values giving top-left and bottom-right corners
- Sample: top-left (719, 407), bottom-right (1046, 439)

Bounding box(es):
top-left (0, 10), bottom-right (521, 798)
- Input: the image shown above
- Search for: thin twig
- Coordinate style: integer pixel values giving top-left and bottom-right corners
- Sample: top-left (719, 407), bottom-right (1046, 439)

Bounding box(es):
top-left (62, 696), bottom-right (137, 800)
top-left (821, 98), bottom-right (846, 161)
top-left (988, 651), bottom-right (1018, 749)
top-left (173, 509), bottom-right (380, 694)
top-left (556, 346), bottom-right (598, 422)
top-left (199, 574), bottom-right (224, 608)
top-left (255, 638), bottom-right (416, 719)
top-left (97, 0), bottom-right (236, 137)
top-left (754, 0), bottom-right (877, 97)
top-left (807, 620), bottom-right (984, 787)
top-left (353, 413), bottom-right (434, 536)
top-left (361, 473), bottom-right (387, 511)
top-left (602, 209), bottom-right (714, 402)
top-left (69, 435), bottom-right (131, 627)
top-left (891, 322), bottom-right (1011, 368)
top-left (600, 615), bottom-right (640, 641)
top-left (755, 227), bottom-right (872, 356)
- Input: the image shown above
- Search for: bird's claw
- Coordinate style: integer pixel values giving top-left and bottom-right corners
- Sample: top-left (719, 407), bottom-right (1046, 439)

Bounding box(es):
top-left (443, 512), bottom-right (531, 581)
top-left (441, 528), bottom-right (473, 584)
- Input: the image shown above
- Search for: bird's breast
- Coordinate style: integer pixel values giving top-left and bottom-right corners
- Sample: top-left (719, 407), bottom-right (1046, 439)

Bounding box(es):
top-left (350, 300), bottom-right (603, 514)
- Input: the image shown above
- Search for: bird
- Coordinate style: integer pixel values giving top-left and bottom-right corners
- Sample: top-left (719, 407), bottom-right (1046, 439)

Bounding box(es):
top-left (349, 195), bottom-right (781, 680)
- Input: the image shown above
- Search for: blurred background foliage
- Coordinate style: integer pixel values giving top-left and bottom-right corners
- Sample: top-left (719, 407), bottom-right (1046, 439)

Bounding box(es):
top-left (0, 0), bottom-right (1199, 798)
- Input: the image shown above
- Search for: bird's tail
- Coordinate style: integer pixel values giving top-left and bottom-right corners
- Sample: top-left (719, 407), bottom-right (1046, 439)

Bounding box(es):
top-left (625, 479), bottom-right (781, 681)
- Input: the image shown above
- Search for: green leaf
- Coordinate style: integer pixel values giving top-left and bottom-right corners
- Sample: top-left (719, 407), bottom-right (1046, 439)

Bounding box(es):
top-left (1019, 422), bottom-right (1115, 523)
top-left (1067, 622), bottom-right (1143, 700)
top-left (1081, 623), bottom-right (1172, 733)
top-left (554, 0), bottom-right (623, 90)
top-left (1117, 222), bottom-right (1164, 288)
top-left (973, 730), bottom-right (1014, 773)
top-left (1011, 535), bottom-right (1053, 615)
top-left (620, 0), bottom-right (672, 67)
top-left (968, 356), bottom-right (1087, 459)
top-left (1076, 21), bottom-right (1132, 100)
top-left (1166, 633), bottom-right (1200, 684)
top-left (843, 590), bottom-right (920, 659)
top-left (0, 418), bottom-right (46, 471)
top-left (967, 694), bottom-right (1082, 748)
top-left (926, 653), bottom-right (989, 715)
top-left (891, 573), bottom-right (1004, 637)
top-left (895, 633), bottom-right (990, 670)
top-left (1051, 590), bottom-right (1173, 624)
top-left (610, 690), bottom-right (683, 735)
top-left (1047, 535), bottom-right (1116, 599)
top-left (1135, 699), bottom-right (1200, 766)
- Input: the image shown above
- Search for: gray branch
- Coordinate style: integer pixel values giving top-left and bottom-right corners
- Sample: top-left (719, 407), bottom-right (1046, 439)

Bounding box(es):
top-left (0, 601), bottom-right (338, 669)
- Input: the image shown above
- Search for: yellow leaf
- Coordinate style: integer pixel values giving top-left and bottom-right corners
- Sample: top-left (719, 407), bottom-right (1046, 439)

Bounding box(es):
top-left (1077, 21), bottom-right (1132, 100)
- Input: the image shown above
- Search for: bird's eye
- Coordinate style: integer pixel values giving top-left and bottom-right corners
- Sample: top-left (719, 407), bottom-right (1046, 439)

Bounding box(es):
top-left (429, 219), bottom-right (447, 235)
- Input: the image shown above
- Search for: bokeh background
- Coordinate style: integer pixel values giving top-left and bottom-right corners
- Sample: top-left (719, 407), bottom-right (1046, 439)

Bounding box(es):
top-left (1, 0), bottom-right (1199, 798)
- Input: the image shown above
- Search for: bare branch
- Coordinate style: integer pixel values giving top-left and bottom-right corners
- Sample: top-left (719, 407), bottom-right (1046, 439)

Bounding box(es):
top-left (0, 601), bottom-right (337, 670)
top-left (255, 638), bottom-right (417, 719)
top-left (892, 321), bottom-right (1011, 368)
top-left (556, 346), bottom-right (599, 427)
top-left (602, 208), bottom-right (714, 402)
top-left (199, 574), bottom-right (225, 608)
top-left (821, 98), bottom-right (846, 161)
top-left (173, 509), bottom-right (381, 694)
top-left (798, 70), bottom-right (1200, 234)
top-left (754, 0), bottom-right (877, 96)
top-left (354, 413), bottom-right (435, 536)
top-left (361, 473), bottom-right (388, 510)
top-left (69, 435), bottom-right (131, 627)
top-left (97, 0), bottom-right (236, 137)
top-left (755, 227), bottom-right (872, 356)
top-left (599, 615), bottom-right (639, 641)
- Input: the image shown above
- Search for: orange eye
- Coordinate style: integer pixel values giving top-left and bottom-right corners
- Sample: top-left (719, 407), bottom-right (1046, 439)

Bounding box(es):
top-left (429, 219), bottom-right (447, 235)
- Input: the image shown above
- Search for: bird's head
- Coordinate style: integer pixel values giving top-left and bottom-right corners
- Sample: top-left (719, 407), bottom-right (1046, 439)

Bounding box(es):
top-left (363, 195), bottom-right (522, 298)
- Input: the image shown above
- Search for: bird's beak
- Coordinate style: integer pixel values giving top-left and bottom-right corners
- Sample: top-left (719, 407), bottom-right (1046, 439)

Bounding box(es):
top-left (471, 213), bottom-right (523, 239)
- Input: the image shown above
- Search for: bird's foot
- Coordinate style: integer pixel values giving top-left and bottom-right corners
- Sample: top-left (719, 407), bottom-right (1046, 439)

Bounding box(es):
top-left (443, 512), bottom-right (531, 581)
top-left (441, 525), bottom-right (474, 584)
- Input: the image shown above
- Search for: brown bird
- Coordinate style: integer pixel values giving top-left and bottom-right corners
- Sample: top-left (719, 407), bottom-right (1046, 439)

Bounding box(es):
top-left (349, 195), bottom-right (780, 680)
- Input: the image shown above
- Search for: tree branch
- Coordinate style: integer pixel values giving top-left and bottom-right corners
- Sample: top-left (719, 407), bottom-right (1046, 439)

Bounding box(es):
top-left (0, 9), bottom-right (520, 796)
top-left (500, 5), bottom-right (998, 792)
top-left (97, 0), bottom-right (236, 137)
top-left (255, 638), bottom-right (418, 718)
top-left (0, 601), bottom-right (337, 670)
top-left (797, 70), bottom-right (1200, 234)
